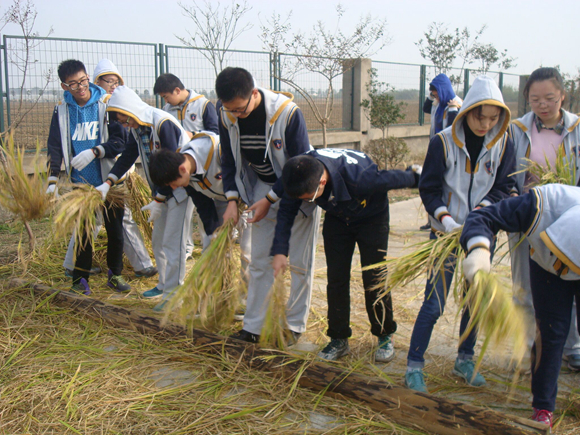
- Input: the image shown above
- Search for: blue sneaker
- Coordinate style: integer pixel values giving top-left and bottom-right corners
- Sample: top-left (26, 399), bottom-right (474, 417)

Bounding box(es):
top-left (70, 278), bottom-right (91, 296)
top-left (142, 287), bottom-right (163, 299)
top-left (452, 359), bottom-right (486, 387)
top-left (405, 369), bottom-right (428, 393)
top-left (135, 266), bottom-right (158, 278)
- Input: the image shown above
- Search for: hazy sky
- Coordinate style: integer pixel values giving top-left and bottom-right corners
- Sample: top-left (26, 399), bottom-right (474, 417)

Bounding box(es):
top-left (3, 0), bottom-right (579, 76)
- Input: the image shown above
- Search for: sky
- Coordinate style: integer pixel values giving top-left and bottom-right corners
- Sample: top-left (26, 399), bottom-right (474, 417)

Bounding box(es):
top-left (2, 0), bottom-right (579, 77)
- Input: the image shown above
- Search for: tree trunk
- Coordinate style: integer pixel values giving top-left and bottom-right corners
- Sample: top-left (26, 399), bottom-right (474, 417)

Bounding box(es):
top-left (8, 279), bottom-right (549, 435)
top-left (322, 122), bottom-right (327, 148)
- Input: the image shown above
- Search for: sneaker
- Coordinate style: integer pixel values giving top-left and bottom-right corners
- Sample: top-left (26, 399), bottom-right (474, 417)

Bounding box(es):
top-left (317, 338), bottom-right (350, 361)
top-left (142, 286), bottom-right (163, 299)
top-left (564, 353), bottom-right (580, 371)
top-left (230, 329), bottom-right (260, 343)
top-left (107, 270), bottom-right (131, 293)
top-left (135, 266), bottom-right (158, 278)
top-left (419, 222), bottom-right (431, 231)
top-left (452, 359), bottom-right (486, 387)
top-left (405, 369), bottom-right (428, 393)
top-left (65, 266), bottom-right (101, 278)
top-left (531, 408), bottom-right (553, 428)
top-left (375, 334), bottom-right (395, 363)
top-left (70, 278), bottom-right (91, 296)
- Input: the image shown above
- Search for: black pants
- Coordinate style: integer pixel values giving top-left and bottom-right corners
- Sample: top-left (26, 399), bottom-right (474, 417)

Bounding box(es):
top-left (323, 211), bottom-right (396, 339)
top-left (73, 201), bottom-right (124, 284)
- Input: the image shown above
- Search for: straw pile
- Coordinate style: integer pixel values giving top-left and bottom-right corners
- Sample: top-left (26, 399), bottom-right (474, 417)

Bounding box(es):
top-left (512, 154), bottom-right (576, 187)
top-left (259, 273), bottom-right (292, 349)
top-left (163, 219), bottom-right (243, 334)
top-left (125, 171), bottom-right (153, 243)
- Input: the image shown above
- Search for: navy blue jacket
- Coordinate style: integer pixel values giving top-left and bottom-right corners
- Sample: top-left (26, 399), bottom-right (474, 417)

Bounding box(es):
top-left (271, 149), bottom-right (417, 256)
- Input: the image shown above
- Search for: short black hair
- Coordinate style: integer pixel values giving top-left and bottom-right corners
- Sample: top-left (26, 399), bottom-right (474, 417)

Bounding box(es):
top-left (58, 59), bottom-right (87, 83)
top-left (153, 73), bottom-right (185, 94)
top-left (149, 149), bottom-right (186, 186)
top-left (523, 67), bottom-right (566, 101)
top-left (281, 155), bottom-right (324, 199)
top-left (215, 67), bottom-right (254, 102)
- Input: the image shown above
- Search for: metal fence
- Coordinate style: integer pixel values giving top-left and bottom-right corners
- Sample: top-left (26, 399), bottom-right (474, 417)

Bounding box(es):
top-left (0, 34), bottom-right (524, 149)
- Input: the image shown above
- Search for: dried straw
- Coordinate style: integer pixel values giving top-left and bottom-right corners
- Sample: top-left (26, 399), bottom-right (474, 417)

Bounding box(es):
top-left (511, 154), bottom-right (576, 188)
top-left (125, 171), bottom-right (153, 243)
top-left (259, 273), bottom-right (292, 349)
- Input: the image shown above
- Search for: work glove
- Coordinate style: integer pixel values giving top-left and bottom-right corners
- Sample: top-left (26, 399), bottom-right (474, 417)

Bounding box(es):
top-left (95, 182), bottom-right (111, 201)
top-left (441, 215), bottom-right (462, 233)
top-left (46, 183), bottom-right (57, 195)
top-left (463, 248), bottom-right (491, 284)
top-left (406, 164), bottom-right (422, 188)
top-left (71, 149), bottom-right (97, 171)
top-left (142, 200), bottom-right (164, 223)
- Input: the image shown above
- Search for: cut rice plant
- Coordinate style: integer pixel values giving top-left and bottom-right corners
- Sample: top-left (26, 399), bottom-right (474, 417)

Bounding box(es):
top-left (511, 153), bottom-right (576, 188)
top-left (162, 219), bottom-right (244, 334)
top-left (259, 273), bottom-right (292, 349)
top-left (125, 171), bottom-right (153, 243)
top-left (458, 270), bottom-right (528, 375)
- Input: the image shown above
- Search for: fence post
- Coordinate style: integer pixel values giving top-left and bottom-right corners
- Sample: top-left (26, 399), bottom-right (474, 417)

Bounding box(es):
top-left (156, 43), bottom-right (165, 108)
top-left (463, 69), bottom-right (470, 97)
top-left (276, 53), bottom-right (282, 91)
top-left (419, 65), bottom-right (426, 126)
top-left (0, 35), bottom-right (4, 135)
top-left (498, 72), bottom-right (504, 92)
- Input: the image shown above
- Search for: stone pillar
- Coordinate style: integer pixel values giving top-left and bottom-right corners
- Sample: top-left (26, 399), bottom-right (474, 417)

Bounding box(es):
top-left (342, 58), bottom-right (372, 150)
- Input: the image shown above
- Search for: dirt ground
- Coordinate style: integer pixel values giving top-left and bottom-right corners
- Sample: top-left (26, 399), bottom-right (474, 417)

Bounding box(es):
top-left (0, 193), bottom-right (579, 434)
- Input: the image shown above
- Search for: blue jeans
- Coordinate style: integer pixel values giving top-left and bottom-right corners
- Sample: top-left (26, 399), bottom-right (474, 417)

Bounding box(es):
top-left (407, 231), bottom-right (486, 368)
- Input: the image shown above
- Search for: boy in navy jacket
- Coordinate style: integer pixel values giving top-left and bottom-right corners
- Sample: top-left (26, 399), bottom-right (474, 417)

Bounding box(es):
top-left (272, 149), bottom-right (420, 362)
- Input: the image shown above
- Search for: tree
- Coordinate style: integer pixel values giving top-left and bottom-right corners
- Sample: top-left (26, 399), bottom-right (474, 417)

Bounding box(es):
top-left (470, 43), bottom-right (517, 74)
top-left (360, 68), bottom-right (408, 169)
top-left (176, 0), bottom-right (252, 76)
top-left (415, 22), bottom-right (460, 76)
top-left (260, 4), bottom-right (390, 147)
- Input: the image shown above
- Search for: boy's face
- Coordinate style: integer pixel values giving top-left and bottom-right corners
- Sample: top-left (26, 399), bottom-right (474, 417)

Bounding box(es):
top-left (61, 70), bottom-right (91, 106)
top-left (114, 112), bottom-right (139, 129)
top-left (159, 88), bottom-right (186, 106)
top-left (169, 165), bottom-right (190, 190)
top-left (96, 74), bottom-right (121, 94)
top-left (221, 89), bottom-right (258, 119)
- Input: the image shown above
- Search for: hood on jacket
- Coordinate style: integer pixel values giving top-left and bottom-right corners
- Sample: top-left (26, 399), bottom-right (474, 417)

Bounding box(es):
top-left (106, 85), bottom-right (153, 126)
top-left (93, 59), bottom-right (124, 85)
top-left (430, 74), bottom-right (456, 130)
top-left (540, 202), bottom-right (580, 275)
top-left (451, 75), bottom-right (511, 149)
top-left (64, 82), bottom-right (105, 108)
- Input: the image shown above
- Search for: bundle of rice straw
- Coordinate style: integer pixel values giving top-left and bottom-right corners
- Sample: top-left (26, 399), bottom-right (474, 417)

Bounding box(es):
top-left (53, 184), bottom-right (126, 251)
top-left (458, 270), bottom-right (528, 374)
top-left (162, 219), bottom-right (243, 334)
top-left (511, 154), bottom-right (576, 187)
top-left (125, 171), bottom-right (153, 243)
top-left (259, 273), bottom-right (292, 349)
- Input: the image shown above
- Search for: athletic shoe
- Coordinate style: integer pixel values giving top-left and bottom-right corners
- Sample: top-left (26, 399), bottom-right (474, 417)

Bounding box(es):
top-left (564, 353), bottom-right (580, 371)
top-left (419, 222), bottom-right (431, 231)
top-left (65, 266), bottom-right (101, 278)
top-left (135, 266), bottom-right (158, 278)
top-left (107, 270), bottom-right (131, 293)
top-left (70, 278), bottom-right (91, 296)
top-left (375, 334), bottom-right (395, 363)
top-left (452, 359), bottom-right (486, 387)
top-left (531, 408), bottom-right (553, 428)
top-left (405, 369), bottom-right (428, 393)
top-left (230, 329), bottom-right (260, 343)
top-left (317, 338), bottom-right (350, 361)
top-left (142, 287), bottom-right (163, 299)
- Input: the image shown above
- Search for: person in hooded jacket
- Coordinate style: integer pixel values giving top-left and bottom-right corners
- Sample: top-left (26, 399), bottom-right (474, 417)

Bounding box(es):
top-left (95, 86), bottom-right (191, 311)
top-left (46, 59), bottom-right (129, 295)
top-left (404, 75), bottom-right (516, 393)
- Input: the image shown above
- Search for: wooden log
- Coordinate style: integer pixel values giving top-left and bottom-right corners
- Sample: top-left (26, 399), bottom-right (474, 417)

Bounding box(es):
top-left (9, 278), bottom-right (549, 435)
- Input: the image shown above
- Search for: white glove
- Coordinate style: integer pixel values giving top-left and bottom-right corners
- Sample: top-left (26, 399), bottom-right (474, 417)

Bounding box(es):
top-left (410, 164), bottom-right (422, 175)
top-left (71, 149), bottom-right (96, 171)
top-left (46, 184), bottom-right (57, 195)
top-left (141, 200), bottom-right (164, 223)
top-left (95, 182), bottom-right (111, 201)
top-left (463, 248), bottom-right (491, 284)
top-left (441, 215), bottom-right (462, 233)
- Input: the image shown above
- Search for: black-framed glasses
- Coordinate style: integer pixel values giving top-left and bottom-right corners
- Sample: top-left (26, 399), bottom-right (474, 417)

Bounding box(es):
top-left (307, 177), bottom-right (323, 203)
top-left (222, 94), bottom-right (252, 114)
top-left (62, 77), bottom-right (90, 91)
top-left (99, 77), bottom-right (120, 88)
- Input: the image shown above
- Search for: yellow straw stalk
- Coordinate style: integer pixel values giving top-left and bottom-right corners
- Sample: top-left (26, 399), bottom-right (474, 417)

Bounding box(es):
top-left (125, 171), bottom-right (153, 243)
top-left (511, 153), bottom-right (576, 188)
top-left (259, 273), bottom-right (292, 349)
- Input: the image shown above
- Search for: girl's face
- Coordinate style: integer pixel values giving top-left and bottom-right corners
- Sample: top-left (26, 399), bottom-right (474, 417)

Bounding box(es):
top-left (466, 105), bottom-right (501, 137)
top-left (528, 79), bottom-right (564, 125)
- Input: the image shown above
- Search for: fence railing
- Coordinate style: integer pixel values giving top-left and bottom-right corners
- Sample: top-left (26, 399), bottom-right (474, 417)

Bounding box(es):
top-left (0, 34), bottom-right (524, 149)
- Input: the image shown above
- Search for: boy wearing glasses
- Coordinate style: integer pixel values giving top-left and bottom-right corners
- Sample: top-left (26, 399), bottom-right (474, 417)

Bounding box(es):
top-left (47, 59), bottom-right (129, 295)
top-left (271, 149), bottom-right (420, 362)
top-left (215, 67), bottom-right (320, 343)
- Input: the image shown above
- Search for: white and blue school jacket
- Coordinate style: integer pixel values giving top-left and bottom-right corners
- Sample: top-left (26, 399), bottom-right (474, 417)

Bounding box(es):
top-left (163, 90), bottom-right (218, 135)
top-left (420, 75), bottom-right (516, 233)
top-left (461, 183), bottom-right (580, 281)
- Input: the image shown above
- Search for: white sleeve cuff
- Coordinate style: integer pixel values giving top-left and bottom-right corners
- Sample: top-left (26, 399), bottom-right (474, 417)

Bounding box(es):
top-left (266, 189), bottom-right (280, 203)
top-left (95, 145), bottom-right (105, 158)
top-left (434, 206), bottom-right (450, 221)
top-left (467, 236), bottom-right (491, 253)
top-left (226, 190), bottom-right (239, 201)
top-left (48, 176), bottom-right (58, 185)
top-left (478, 199), bottom-right (492, 208)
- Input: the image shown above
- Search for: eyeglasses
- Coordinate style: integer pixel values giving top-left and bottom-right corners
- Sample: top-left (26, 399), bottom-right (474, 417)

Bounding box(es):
top-left (99, 77), bottom-right (120, 88)
top-left (222, 94), bottom-right (252, 114)
top-left (530, 97), bottom-right (561, 107)
top-left (307, 177), bottom-right (323, 203)
top-left (62, 77), bottom-right (90, 91)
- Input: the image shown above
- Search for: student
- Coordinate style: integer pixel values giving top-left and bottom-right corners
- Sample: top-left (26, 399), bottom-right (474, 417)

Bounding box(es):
top-left (154, 73), bottom-right (219, 252)
top-left (405, 75), bottom-right (515, 393)
top-left (46, 59), bottom-right (129, 294)
top-left (461, 183), bottom-right (580, 429)
top-left (420, 73), bottom-right (462, 231)
top-left (215, 67), bottom-right (320, 343)
top-left (62, 59), bottom-right (157, 279)
top-left (95, 86), bottom-right (191, 310)
top-left (509, 67), bottom-right (580, 371)
top-left (272, 149), bottom-right (420, 361)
